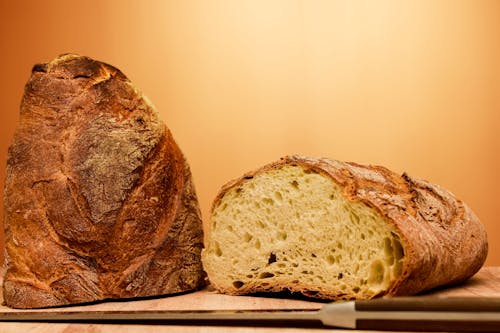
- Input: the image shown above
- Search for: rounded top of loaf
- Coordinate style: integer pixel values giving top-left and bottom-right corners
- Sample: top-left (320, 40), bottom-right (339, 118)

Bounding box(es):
top-left (31, 53), bottom-right (128, 81)
top-left (22, 53), bottom-right (156, 120)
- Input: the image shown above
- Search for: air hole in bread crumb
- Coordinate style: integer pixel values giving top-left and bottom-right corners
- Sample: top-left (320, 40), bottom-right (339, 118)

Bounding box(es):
top-left (233, 281), bottom-right (244, 289)
top-left (214, 242), bottom-right (222, 257)
top-left (290, 180), bottom-right (299, 189)
top-left (277, 231), bottom-right (287, 241)
top-left (268, 252), bottom-right (277, 264)
top-left (254, 239), bottom-right (261, 249)
top-left (350, 212), bottom-right (360, 224)
top-left (384, 237), bottom-right (394, 265)
top-left (326, 255), bottom-right (335, 265)
top-left (243, 232), bottom-right (253, 242)
top-left (274, 191), bottom-right (283, 201)
top-left (368, 260), bottom-right (385, 285)
top-left (259, 272), bottom-right (274, 279)
top-left (338, 273), bottom-right (343, 279)
top-left (262, 198), bottom-right (274, 205)
top-left (392, 237), bottom-right (405, 260)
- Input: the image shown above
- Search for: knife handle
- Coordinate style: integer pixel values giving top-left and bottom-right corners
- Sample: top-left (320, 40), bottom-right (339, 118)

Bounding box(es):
top-left (355, 296), bottom-right (500, 312)
top-left (355, 297), bottom-right (500, 332)
top-left (356, 318), bottom-right (500, 332)
top-left (319, 297), bottom-right (500, 332)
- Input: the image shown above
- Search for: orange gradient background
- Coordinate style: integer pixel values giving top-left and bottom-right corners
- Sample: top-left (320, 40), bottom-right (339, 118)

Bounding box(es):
top-left (1, 1), bottom-right (499, 265)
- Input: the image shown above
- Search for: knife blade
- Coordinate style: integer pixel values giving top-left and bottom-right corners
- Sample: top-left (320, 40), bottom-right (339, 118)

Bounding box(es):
top-left (0, 296), bottom-right (498, 332)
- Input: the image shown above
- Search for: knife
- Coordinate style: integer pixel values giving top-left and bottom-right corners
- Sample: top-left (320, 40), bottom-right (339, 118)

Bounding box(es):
top-left (0, 296), bottom-right (499, 332)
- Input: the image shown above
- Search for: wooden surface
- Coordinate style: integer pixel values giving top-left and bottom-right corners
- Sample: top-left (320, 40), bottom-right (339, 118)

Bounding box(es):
top-left (0, 267), bottom-right (498, 333)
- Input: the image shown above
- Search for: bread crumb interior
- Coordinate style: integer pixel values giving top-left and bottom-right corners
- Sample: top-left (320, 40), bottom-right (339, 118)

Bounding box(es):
top-left (203, 165), bottom-right (404, 299)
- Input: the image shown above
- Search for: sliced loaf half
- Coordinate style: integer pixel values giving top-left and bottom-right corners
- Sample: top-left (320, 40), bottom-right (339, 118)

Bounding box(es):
top-left (202, 155), bottom-right (488, 300)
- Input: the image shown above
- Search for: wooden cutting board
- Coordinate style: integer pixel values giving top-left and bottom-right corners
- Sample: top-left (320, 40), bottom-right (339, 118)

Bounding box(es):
top-left (0, 266), bottom-right (498, 333)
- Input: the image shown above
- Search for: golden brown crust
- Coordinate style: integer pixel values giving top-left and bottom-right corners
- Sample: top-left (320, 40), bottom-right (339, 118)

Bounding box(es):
top-left (3, 54), bottom-right (205, 308)
top-left (210, 155), bottom-right (488, 298)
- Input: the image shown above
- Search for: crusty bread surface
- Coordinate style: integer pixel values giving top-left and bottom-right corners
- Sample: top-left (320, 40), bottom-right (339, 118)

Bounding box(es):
top-left (3, 54), bottom-right (205, 308)
top-left (202, 155), bottom-right (488, 300)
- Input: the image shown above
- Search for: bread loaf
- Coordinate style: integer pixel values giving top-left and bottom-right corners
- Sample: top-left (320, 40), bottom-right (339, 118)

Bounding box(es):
top-left (202, 155), bottom-right (488, 300)
top-left (3, 54), bottom-right (205, 308)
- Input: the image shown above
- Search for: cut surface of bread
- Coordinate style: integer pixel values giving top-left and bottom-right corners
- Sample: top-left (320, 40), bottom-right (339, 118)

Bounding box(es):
top-left (202, 155), bottom-right (488, 300)
top-left (204, 165), bottom-right (403, 299)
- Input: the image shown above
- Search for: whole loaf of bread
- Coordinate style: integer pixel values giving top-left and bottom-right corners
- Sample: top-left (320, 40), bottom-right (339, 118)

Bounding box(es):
top-left (3, 54), bottom-right (205, 308)
top-left (202, 155), bottom-right (488, 300)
